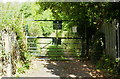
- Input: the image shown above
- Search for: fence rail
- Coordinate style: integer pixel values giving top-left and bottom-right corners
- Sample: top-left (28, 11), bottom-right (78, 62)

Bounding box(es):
top-left (27, 36), bottom-right (82, 57)
top-left (27, 36), bottom-right (82, 39)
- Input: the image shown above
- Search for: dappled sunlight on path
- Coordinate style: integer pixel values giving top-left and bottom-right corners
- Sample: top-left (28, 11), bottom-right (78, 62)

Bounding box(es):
top-left (17, 58), bottom-right (106, 78)
top-left (44, 60), bottom-right (105, 78)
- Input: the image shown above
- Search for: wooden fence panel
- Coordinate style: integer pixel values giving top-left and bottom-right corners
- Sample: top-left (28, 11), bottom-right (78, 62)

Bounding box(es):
top-left (101, 21), bottom-right (117, 58)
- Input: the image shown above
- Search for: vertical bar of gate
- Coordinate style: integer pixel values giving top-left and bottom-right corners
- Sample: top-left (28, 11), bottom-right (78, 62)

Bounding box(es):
top-left (116, 22), bottom-right (120, 62)
top-left (85, 25), bottom-right (87, 56)
top-left (118, 27), bottom-right (120, 62)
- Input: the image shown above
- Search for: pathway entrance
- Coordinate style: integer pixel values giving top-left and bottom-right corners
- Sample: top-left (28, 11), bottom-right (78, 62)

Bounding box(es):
top-left (17, 58), bottom-right (107, 78)
top-left (23, 20), bottom-right (108, 78)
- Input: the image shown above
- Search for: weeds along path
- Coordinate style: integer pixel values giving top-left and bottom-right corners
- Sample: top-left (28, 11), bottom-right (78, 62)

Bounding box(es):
top-left (16, 57), bottom-right (107, 78)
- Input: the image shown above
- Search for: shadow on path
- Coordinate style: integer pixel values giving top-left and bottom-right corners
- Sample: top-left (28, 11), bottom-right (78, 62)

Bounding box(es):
top-left (43, 60), bottom-right (106, 78)
top-left (17, 58), bottom-right (108, 79)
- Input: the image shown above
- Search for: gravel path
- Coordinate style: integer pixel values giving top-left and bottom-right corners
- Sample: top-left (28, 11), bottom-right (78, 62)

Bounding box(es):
top-left (17, 58), bottom-right (107, 79)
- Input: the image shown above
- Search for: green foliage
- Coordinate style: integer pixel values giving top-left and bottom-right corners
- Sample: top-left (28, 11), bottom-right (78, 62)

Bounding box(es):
top-left (36, 2), bottom-right (117, 59)
top-left (105, 2), bottom-right (120, 22)
top-left (20, 3), bottom-right (32, 18)
top-left (1, 3), bottom-right (33, 75)
top-left (90, 32), bottom-right (105, 63)
top-left (95, 54), bottom-right (117, 78)
top-left (24, 51), bottom-right (33, 61)
top-left (96, 54), bottom-right (115, 70)
top-left (17, 66), bottom-right (27, 73)
top-left (26, 9), bottom-right (54, 36)
top-left (89, 31), bottom-right (118, 77)
top-left (17, 61), bottom-right (30, 74)
top-left (36, 2), bottom-right (120, 44)
top-left (1, 2), bottom-right (119, 76)
top-left (36, 2), bottom-right (109, 34)
top-left (16, 51), bottom-right (32, 74)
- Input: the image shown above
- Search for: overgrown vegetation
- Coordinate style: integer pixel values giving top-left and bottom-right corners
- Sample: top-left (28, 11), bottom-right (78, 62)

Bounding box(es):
top-left (90, 32), bottom-right (105, 63)
top-left (1, 1), bottom-right (120, 77)
top-left (89, 32), bottom-right (119, 78)
top-left (94, 54), bottom-right (120, 78)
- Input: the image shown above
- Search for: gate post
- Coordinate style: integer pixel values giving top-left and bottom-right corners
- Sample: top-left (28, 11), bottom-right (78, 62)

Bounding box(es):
top-left (1, 29), bottom-right (12, 77)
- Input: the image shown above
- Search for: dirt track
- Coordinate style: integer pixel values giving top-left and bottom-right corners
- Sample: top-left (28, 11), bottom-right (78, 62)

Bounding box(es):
top-left (16, 58), bottom-right (108, 79)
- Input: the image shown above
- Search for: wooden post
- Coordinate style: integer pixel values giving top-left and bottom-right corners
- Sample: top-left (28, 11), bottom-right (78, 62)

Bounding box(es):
top-left (115, 20), bottom-right (120, 62)
top-left (3, 30), bottom-right (12, 77)
top-left (0, 32), bottom-right (2, 76)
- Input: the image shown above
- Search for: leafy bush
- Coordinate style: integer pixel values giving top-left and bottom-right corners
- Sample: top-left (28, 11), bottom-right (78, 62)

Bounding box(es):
top-left (96, 54), bottom-right (115, 70)
top-left (90, 32), bottom-right (105, 64)
top-left (16, 57), bottom-right (31, 74)
top-left (95, 54), bottom-right (119, 78)
top-left (90, 32), bottom-right (120, 77)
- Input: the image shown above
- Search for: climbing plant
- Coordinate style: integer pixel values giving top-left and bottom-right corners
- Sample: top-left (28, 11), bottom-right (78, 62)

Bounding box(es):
top-left (0, 2), bottom-right (31, 75)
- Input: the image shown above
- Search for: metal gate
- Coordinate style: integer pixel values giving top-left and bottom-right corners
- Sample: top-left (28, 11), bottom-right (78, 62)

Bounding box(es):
top-left (26, 20), bottom-right (84, 59)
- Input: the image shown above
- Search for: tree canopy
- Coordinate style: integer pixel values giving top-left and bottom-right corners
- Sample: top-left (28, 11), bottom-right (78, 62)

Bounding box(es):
top-left (35, 2), bottom-right (119, 38)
